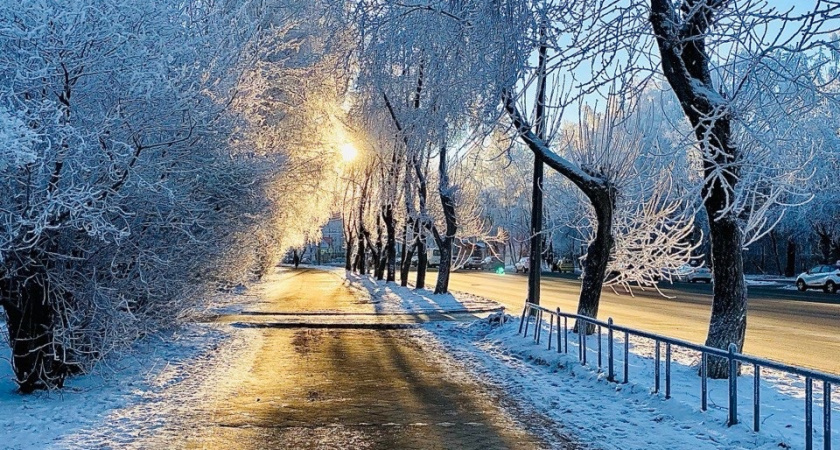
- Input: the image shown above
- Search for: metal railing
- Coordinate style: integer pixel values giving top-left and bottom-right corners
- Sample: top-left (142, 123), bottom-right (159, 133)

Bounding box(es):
top-left (517, 301), bottom-right (839, 450)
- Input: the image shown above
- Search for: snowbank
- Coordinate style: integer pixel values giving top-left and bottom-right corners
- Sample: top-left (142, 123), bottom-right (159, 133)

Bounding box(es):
top-left (343, 271), bottom-right (504, 314)
top-left (0, 287), bottom-right (255, 449)
top-left (424, 316), bottom-right (838, 450)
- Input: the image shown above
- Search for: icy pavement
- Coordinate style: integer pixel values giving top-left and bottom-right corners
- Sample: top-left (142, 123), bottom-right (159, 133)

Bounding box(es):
top-left (3, 268), bottom-right (570, 449)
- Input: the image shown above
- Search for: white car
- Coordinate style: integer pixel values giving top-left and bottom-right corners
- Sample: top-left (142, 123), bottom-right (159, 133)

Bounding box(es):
top-left (514, 257), bottom-right (530, 273)
top-left (687, 266), bottom-right (712, 283)
top-left (796, 265), bottom-right (840, 293)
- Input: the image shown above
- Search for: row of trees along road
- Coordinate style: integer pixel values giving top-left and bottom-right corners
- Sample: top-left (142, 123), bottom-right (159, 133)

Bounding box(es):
top-left (0, 1), bottom-right (350, 392)
top-left (339, 0), bottom-right (840, 379)
top-left (3, 0), bottom-right (839, 392)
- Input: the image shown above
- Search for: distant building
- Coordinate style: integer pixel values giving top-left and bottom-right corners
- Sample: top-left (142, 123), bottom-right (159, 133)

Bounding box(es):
top-left (307, 216), bottom-right (345, 264)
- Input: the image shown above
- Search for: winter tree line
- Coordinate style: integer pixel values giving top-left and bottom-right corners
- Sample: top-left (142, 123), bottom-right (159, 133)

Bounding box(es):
top-left (0, 1), bottom-right (349, 392)
top-left (0, 0), bottom-right (838, 392)
top-left (337, 0), bottom-right (840, 380)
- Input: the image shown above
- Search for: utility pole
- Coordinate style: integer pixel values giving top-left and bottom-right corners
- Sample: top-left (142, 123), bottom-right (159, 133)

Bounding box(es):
top-left (527, 21), bottom-right (549, 305)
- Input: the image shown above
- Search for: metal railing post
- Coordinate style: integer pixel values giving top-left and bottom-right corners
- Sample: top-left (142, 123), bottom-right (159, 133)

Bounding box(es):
top-left (607, 318), bottom-right (615, 382)
top-left (518, 303), bottom-right (528, 334)
top-left (623, 330), bottom-right (629, 383)
top-left (535, 310), bottom-right (542, 344)
top-left (825, 382), bottom-right (832, 450)
top-left (655, 339), bottom-right (661, 394)
top-left (728, 343), bottom-right (739, 426)
top-left (806, 377), bottom-right (813, 450)
top-left (547, 314), bottom-right (554, 350)
top-left (598, 325), bottom-right (603, 369)
top-left (701, 352), bottom-right (708, 412)
top-left (580, 319), bottom-right (587, 366)
top-left (564, 316), bottom-right (569, 354)
top-left (556, 308), bottom-right (562, 353)
top-left (665, 342), bottom-right (671, 399)
top-left (754, 364), bottom-right (760, 432)
top-left (523, 305), bottom-right (531, 338)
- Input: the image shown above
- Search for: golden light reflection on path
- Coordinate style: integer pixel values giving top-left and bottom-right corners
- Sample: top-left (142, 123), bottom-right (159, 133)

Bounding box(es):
top-left (128, 268), bottom-right (568, 449)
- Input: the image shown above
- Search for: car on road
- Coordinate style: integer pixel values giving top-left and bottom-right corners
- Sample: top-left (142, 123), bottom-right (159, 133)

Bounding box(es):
top-left (796, 264), bottom-right (840, 293)
top-left (686, 266), bottom-right (712, 283)
top-left (514, 257), bottom-right (530, 273)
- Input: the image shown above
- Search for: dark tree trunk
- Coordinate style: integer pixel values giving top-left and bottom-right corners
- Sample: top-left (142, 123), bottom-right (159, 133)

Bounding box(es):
top-left (345, 233), bottom-right (353, 271)
top-left (704, 214), bottom-right (748, 376)
top-left (650, 0), bottom-right (749, 378)
top-left (384, 205), bottom-right (397, 282)
top-left (575, 190), bottom-right (615, 334)
top-left (293, 249), bottom-right (300, 268)
top-left (435, 237), bottom-right (454, 294)
top-left (400, 221), bottom-right (414, 287)
top-left (817, 228), bottom-right (833, 264)
top-left (433, 142), bottom-right (458, 295)
top-left (372, 215), bottom-right (385, 280)
top-left (528, 22), bottom-right (549, 305)
top-left (1, 265), bottom-right (73, 393)
top-left (356, 233), bottom-right (366, 275)
top-left (528, 157), bottom-right (544, 305)
top-left (769, 230), bottom-right (783, 276)
top-left (416, 232), bottom-right (427, 290)
top-left (785, 238), bottom-right (797, 277)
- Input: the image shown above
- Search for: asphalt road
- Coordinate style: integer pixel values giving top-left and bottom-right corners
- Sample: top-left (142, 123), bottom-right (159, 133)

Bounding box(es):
top-left (416, 269), bottom-right (840, 375)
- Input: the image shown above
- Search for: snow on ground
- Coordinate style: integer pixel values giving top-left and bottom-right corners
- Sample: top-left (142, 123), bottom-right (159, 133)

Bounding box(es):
top-left (419, 313), bottom-right (839, 450)
top-left (745, 279), bottom-right (782, 287)
top-left (342, 270), bottom-right (504, 314)
top-left (0, 288), bottom-right (255, 450)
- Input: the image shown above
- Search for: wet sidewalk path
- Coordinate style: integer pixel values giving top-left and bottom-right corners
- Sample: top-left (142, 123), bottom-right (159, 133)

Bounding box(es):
top-left (81, 269), bottom-right (564, 449)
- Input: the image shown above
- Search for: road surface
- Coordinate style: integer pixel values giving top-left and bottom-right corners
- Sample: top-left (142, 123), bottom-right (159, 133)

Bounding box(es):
top-left (417, 270), bottom-right (840, 375)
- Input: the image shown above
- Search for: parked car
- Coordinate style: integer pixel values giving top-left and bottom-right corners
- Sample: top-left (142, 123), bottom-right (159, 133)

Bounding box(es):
top-left (515, 257), bottom-right (530, 273)
top-left (796, 264), bottom-right (840, 293)
top-left (661, 264), bottom-right (694, 282)
top-left (686, 266), bottom-right (712, 283)
top-left (481, 256), bottom-right (505, 272)
top-left (463, 256), bottom-right (484, 270)
top-left (427, 248), bottom-right (441, 268)
top-left (551, 258), bottom-right (576, 273)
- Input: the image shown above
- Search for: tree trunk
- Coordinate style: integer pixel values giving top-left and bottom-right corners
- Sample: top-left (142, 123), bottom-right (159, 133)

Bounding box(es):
top-left (384, 205), bottom-right (396, 282)
top-left (575, 192), bottom-right (615, 334)
top-left (650, 0), bottom-right (748, 378)
top-left (433, 140), bottom-right (458, 294)
top-left (345, 233), bottom-right (353, 271)
top-left (400, 219), bottom-right (414, 286)
top-left (769, 230), bottom-right (783, 276)
top-left (435, 236), bottom-right (454, 294)
top-left (704, 215), bottom-right (748, 378)
top-left (785, 238), bottom-right (797, 278)
top-left (527, 22), bottom-right (548, 305)
top-left (1, 267), bottom-right (72, 392)
top-left (356, 233), bottom-right (366, 275)
top-left (528, 156), bottom-right (544, 305)
top-left (416, 232), bottom-right (427, 290)
top-left (293, 249), bottom-right (300, 268)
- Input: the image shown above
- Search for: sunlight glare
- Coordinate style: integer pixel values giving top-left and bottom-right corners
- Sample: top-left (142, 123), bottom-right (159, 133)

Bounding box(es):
top-left (340, 143), bottom-right (358, 162)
